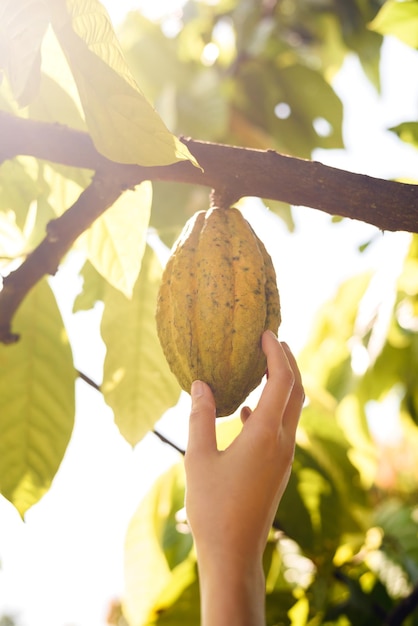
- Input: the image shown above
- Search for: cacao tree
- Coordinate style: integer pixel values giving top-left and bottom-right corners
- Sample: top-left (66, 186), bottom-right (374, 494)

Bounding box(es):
top-left (1, 0), bottom-right (418, 624)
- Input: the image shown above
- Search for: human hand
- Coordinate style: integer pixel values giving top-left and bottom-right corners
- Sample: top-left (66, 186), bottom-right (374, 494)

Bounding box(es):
top-left (184, 330), bottom-right (304, 625)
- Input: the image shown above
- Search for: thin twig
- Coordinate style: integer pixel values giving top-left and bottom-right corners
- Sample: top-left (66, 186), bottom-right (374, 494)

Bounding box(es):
top-left (151, 430), bottom-right (185, 456)
top-left (76, 370), bottom-right (185, 456)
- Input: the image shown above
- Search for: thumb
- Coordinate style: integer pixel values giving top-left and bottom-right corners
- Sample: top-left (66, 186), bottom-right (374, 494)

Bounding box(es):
top-left (187, 380), bottom-right (217, 454)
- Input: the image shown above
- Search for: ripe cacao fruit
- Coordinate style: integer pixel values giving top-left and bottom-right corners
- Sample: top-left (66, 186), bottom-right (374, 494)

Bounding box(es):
top-left (156, 206), bottom-right (281, 417)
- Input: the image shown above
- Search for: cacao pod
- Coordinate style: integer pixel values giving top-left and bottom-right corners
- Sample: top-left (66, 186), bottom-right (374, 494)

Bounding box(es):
top-left (156, 206), bottom-right (281, 417)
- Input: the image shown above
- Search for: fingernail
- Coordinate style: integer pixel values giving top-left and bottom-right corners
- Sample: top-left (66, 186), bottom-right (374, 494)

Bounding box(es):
top-left (191, 380), bottom-right (204, 398)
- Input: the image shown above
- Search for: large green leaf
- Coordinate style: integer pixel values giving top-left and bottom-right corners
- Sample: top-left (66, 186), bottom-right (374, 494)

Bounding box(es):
top-left (80, 181), bottom-right (152, 298)
top-left (0, 278), bottom-right (75, 516)
top-left (101, 244), bottom-right (181, 445)
top-left (369, 1), bottom-right (418, 49)
top-left (231, 60), bottom-right (343, 158)
top-left (29, 72), bottom-right (86, 130)
top-left (50, 0), bottom-right (199, 167)
top-left (123, 463), bottom-right (193, 626)
top-left (0, 0), bottom-right (49, 105)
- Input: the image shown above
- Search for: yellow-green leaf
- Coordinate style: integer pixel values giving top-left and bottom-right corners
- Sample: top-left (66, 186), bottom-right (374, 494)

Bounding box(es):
top-left (50, 0), bottom-right (200, 167)
top-left (0, 0), bottom-right (49, 105)
top-left (124, 464), bottom-right (189, 626)
top-left (80, 181), bottom-right (152, 298)
top-left (101, 244), bottom-right (181, 445)
top-left (0, 211), bottom-right (26, 270)
top-left (0, 278), bottom-right (75, 517)
top-left (369, 1), bottom-right (418, 48)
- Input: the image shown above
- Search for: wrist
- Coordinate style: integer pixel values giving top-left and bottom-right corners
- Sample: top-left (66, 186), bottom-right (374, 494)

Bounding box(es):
top-left (197, 551), bottom-right (266, 626)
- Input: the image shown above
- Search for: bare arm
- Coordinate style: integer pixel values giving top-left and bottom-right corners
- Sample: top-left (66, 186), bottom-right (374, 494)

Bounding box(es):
top-left (184, 330), bottom-right (304, 626)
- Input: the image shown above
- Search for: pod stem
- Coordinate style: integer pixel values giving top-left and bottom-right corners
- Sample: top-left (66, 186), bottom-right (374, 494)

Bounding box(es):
top-left (210, 187), bottom-right (240, 210)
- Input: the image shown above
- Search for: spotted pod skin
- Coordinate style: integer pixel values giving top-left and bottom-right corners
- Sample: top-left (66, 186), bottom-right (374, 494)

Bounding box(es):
top-left (156, 207), bottom-right (281, 417)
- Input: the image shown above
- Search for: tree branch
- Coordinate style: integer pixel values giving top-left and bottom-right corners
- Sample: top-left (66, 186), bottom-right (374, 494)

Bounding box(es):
top-left (1, 110), bottom-right (418, 343)
top-left (0, 169), bottom-right (130, 343)
top-left (1, 111), bottom-right (418, 233)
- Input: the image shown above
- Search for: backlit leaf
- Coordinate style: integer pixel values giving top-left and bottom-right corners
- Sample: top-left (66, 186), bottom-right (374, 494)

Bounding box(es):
top-left (389, 121), bottom-right (418, 149)
top-left (80, 181), bottom-right (152, 298)
top-left (0, 0), bottom-right (49, 105)
top-left (101, 244), bottom-right (181, 445)
top-left (369, 1), bottom-right (418, 49)
top-left (151, 568), bottom-right (201, 625)
top-left (50, 0), bottom-right (199, 167)
top-left (124, 463), bottom-right (191, 626)
top-left (0, 278), bottom-right (75, 516)
top-left (73, 260), bottom-right (106, 312)
top-left (0, 211), bottom-right (25, 270)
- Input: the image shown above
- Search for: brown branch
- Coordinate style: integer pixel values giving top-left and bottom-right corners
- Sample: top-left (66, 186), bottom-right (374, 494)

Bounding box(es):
top-left (1, 110), bottom-right (418, 343)
top-left (0, 169), bottom-right (130, 343)
top-left (1, 111), bottom-right (418, 233)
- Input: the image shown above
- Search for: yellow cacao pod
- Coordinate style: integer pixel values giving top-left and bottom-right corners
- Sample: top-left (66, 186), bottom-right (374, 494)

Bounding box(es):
top-left (156, 206), bottom-right (281, 417)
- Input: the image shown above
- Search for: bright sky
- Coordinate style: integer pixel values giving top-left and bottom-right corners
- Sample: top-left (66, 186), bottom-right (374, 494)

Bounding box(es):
top-left (1, 3), bottom-right (418, 626)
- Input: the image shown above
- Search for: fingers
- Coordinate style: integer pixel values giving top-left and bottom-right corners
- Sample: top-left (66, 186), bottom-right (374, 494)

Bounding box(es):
top-left (255, 331), bottom-right (295, 421)
top-left (256, 331), bottom-right (304, 432)
top-left (240, 405), bottom-right (252, 424)
top-left (280, 342), bottom-right (304, 439)
top-left (186, 380), bottom-right (217, 456)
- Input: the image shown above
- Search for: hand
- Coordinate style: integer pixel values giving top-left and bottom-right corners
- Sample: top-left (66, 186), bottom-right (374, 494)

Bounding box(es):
top-left (184, 330), bottom-right (304, 626)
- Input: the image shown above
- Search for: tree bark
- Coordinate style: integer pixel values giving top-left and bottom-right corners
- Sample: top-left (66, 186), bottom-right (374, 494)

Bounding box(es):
top-left (1, 110), bottom-right (418, 343)
top-left (2, 111), bottom-right (418, 233)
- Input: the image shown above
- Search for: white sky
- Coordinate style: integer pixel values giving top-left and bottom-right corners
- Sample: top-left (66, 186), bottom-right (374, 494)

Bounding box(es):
top-left (1, 3), bottom-right (418, 626)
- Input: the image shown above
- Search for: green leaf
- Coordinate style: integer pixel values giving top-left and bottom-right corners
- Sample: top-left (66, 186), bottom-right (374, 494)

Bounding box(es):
top-left (389, 121), bottom-right (418, 149)
top-left (232, 61), bottom-right (343, 158)
top-left (80, 181), bottom-right (152, 298)
top-left (29, 70), bottom-right (86, 130)
top-left (299, 272), bottom-right (372, 398)
top-left (175, 68), bottom-right (229, 140)
top-left (0, 0), bottom-right (49, 105)
top-left (101, 244), bottom-right (181, 445)
top-left (0, 278), bottom-right (75, 517)
top-left (50, 0), bottom-right (199, 167)
top-left (73, 260), bottom-right (106, 312)
top-left (0, 158), bottom-right (49, 231)
top-left (278, 405), bottom-right (368, 559)
top-left (276, 63), bottom-right (344, 154)
top-left (152, 569), bottom-right (201, 625)
top-left (150, 182), bottom-right (208, 248)
top-left (301, 405), bottom-right (369, 518)
top-left (369, 1), bottom-right (418, 49)
top-left (262, 199), bottom-right (294, 232)
top-left (0, 211), bottom-right (25, 270)
top-left (124, 463), bottom-right (192, 626)
top-left (376, 499), bottom-right (418, 584)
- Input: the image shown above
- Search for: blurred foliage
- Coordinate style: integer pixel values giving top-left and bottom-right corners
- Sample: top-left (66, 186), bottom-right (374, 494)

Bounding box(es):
top-left (1, 0), bottom-right (418, 623)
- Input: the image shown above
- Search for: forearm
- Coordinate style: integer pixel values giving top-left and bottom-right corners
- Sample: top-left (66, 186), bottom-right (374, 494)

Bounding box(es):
top-left (197, 554), bottom-right (266, 626)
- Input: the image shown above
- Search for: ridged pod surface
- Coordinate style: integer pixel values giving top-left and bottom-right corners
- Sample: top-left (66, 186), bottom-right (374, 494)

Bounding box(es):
top-left (156, 207), bottom-right (281, 417)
